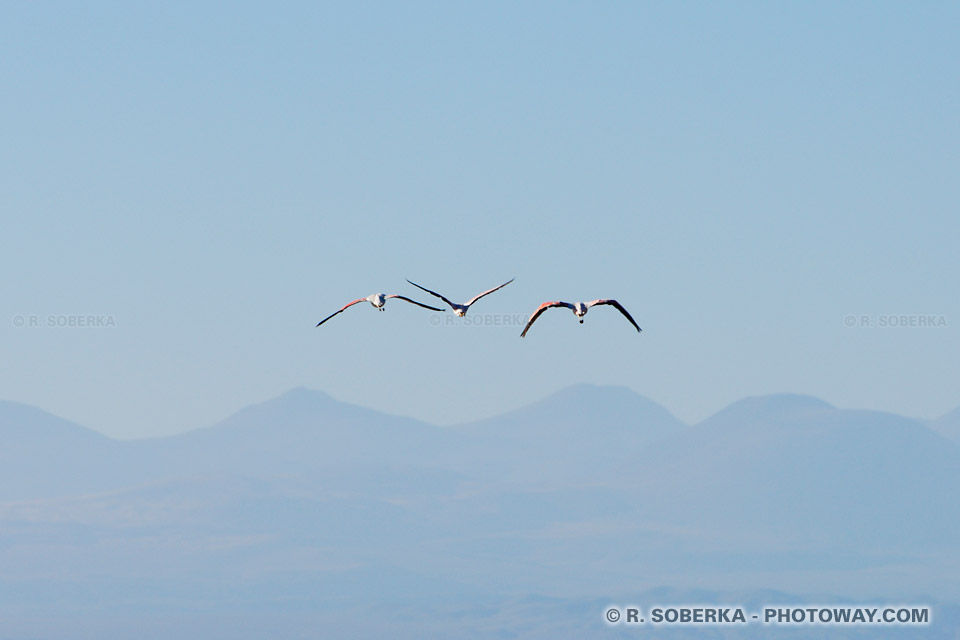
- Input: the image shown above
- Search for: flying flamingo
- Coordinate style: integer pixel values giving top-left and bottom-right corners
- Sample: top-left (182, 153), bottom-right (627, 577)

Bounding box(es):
top-left (316, 293), bottom-right (444, 327)
top-left (405, 278), bottom-right (515, 317)
top-left (520, 299), bottom-right (641, 337)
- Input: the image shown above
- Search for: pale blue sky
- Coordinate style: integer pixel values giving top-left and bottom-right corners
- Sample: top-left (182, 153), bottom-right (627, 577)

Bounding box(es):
top-left (3, 2), bottom-right (958, 438)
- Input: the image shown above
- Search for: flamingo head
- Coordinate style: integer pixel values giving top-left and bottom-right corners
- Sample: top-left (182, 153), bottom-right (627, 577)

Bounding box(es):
top-left (573, 302), bottom-right (588, 321)
top-left (453, 307), bottom-right (467, 317)
top-left (369, 293), bottom-right (387, 309)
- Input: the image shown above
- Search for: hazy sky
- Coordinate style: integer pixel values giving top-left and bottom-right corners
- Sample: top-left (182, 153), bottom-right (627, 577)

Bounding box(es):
top-left (3, 2), bottom-right (958, 438)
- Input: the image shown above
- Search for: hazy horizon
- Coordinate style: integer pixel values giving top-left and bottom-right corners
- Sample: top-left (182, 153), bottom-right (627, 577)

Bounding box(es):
top-left (3, 382), bottom-right (958, 441)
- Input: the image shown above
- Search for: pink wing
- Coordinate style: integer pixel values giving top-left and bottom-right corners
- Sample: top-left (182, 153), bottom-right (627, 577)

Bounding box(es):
top-left (316, 297), bottom-right (367, 327)
top-left (465, 278), bottom-right (515, 307)
top-left (520, 301), bottom-right (574, 338)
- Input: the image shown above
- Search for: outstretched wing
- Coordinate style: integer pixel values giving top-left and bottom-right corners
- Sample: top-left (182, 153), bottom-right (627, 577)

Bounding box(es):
top-left (520, 301), bottom-right (573, 338)
top-left (587, 299), bottom-right (642, 333)
top-left (405, 279), bottom-right (456, 310)
top-left (386, 294), bottom-right (446, 312)
top-left (465, 278), bottom-right (515, 307)
top-left (316, 297), bottom-right (367, 327)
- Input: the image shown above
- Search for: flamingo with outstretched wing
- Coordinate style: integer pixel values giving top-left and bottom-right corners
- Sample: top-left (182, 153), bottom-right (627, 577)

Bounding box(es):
top-left (521, 299), bottom-right (641, 338)
top-left (405, 278), bottom-right (515, 317)
top-left (316, 293), bottom-right (444, 327)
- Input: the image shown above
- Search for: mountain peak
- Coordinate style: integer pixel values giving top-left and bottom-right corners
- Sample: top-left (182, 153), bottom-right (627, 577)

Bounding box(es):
top-left (456, 383), bottom-right (683, 436)
top-left (0, 400), bottom-right (112, 444)
top-left (273, 386), bottom-right (335, 404)
top-left (195, 386), bottom-right (342, 435)
top-left (548, 382), bottom-right (642, 399)
top-left (226, 386), bottom-right (345, 420)
top-left (704, 393), bottom-right (834, 427)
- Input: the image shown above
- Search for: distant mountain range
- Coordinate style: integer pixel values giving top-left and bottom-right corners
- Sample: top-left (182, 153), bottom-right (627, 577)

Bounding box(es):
top-left (1, 386), bottom-right (959, 639)
top-left (3, 384), bottom-right (957, 500)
